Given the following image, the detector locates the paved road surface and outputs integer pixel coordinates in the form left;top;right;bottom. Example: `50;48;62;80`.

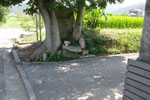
23;54;138;100
0;29;29;100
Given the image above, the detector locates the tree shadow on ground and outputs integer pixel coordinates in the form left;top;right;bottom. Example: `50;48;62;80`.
22;54;137;100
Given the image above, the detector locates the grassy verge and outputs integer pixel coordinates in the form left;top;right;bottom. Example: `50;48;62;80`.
23;28;142;56
83;28;142;55
0;15;35;29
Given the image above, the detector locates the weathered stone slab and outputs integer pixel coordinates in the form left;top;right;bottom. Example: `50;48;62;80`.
127;65;150;79
126;72;150;87
125;78;150;94
62;49;79;58
62;45;82;57
124;90;145;100
128;59;150;71
125;84;150;100
62;45;82;53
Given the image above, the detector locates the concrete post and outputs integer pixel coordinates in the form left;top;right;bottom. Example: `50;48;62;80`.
123;0;150;100
139;0;150;62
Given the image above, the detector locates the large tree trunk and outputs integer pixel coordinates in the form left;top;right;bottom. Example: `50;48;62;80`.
72;7;84;41
30;0;61;60
139;0;150;62
50;11;61;54
56;11;75;40
30;0;84;60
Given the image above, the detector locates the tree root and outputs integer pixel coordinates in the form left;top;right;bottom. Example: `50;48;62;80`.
30;42;47;61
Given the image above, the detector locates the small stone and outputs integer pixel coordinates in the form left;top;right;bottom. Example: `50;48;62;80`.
79;37;85;49
82;50;89;56
43;53;47;61
62;49;79;58
62;45;82;53
57;50;62;55
64;41;70;46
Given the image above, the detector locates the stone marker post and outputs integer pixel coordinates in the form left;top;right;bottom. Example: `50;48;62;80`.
139;0;150;62
123;0;150;100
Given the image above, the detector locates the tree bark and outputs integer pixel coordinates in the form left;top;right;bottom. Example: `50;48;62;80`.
30;0;85;60
72;7;84;41
30;0;61;60
50;11;61;53
139;0;150;62
56;11;75;40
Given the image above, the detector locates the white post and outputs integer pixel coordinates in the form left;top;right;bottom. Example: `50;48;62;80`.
36;13;39;42
39;13;42;42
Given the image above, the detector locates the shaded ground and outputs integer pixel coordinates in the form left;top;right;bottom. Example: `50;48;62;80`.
17;42;41;61
23;53;138;100
0;48;7;100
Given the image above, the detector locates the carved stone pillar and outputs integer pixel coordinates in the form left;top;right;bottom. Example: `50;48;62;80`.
123;0;150;100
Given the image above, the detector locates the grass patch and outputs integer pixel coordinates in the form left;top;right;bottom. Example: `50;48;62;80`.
99;16;143;28
83;28;142;55
83;9;144;28
0;15;35;29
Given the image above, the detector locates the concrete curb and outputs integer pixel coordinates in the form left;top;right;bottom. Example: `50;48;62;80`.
12;49;36;100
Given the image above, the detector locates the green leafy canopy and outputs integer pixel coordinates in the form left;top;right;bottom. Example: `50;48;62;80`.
0;0;124;14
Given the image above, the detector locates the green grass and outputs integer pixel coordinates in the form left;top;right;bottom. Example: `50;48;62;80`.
99;16;144;28
83;9;144;28
83;28;142;55
0;15;35;29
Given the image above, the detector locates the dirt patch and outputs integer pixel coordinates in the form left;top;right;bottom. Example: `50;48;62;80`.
17;42;41;62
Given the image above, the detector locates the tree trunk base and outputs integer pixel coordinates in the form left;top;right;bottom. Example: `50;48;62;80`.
30;42;47;61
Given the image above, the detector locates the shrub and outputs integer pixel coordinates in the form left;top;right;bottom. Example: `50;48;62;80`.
0;5;8;23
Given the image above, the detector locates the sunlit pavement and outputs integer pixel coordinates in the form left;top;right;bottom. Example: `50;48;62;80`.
23;53;138;100
0;29;32;48
0;28;29;100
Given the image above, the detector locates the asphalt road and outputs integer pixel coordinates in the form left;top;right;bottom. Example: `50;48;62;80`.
23;53;138;100
0;29;29;100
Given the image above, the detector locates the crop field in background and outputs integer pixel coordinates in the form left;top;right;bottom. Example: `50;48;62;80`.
99;16;144;28
83;9;144;29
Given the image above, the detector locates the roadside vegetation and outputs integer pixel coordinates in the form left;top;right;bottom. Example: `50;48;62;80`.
0;9;143;61
0;15;35;29
0;5;8;25
83;9;144;28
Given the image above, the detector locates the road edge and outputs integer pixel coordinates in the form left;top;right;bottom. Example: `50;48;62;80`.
12;49;36;100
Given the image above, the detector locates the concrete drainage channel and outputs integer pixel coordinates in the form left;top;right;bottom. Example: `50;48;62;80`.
12;50;36;100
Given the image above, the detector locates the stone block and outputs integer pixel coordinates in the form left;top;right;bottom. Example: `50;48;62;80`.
62;45;82;53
